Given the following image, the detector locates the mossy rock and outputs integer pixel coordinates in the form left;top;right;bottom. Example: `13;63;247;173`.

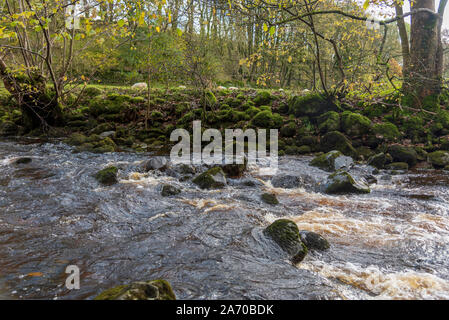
261;193;279;205
221;161;247;178
341;111;372;137
367;153;388;169
387;145;418;167
264;219;308;264
297;145;311;154
323;170;370;194
310;150;353;172
253;91;272;106
0;121;19;136
386;162;409;171
251;110;283;128
317;111;340;134
65;133;88;146
428;151;449;168
280;122;297;137
91;123;115;135
401;116;426;143
95;166;118;185
202;90;217;107
289;93;338;117
356;146;374;160
373;122;401;141
321;131;357;158
192;167;227;189
83;87;103;97
94;279;176;300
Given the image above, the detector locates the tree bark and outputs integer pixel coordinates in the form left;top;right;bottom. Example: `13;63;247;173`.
407;0;441;102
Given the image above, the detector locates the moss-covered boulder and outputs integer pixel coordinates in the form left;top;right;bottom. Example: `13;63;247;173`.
253;91;272;106
280;122;297;137
297;145;311;154
221;161;246;178
317;111;340;134
428;151;449;168
161;184;181;197
373;122;401;141
94;279;176;300
289;93;338;117
341;111;372;137
387;145;418;167
261;193;279;205
367;153;389;169
310;150;353;172
385;162;409;171
264;219;308;264
95;166;118;185
192;167;227;189
251;110;283;128
299;231;330;251
321;131;357;158
65;133;88;146
323;170;370;194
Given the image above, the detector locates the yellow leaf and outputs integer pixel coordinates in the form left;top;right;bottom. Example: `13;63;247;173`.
27;272;43;277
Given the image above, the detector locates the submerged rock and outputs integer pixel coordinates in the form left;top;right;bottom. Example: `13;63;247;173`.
271;175;302;189
299;231;330;251
161;184;181;197
261;193;279;205
264;219;308;264
428;151;449;168
192;167;227;189
14;157;32;165
94;279;176;300
310;150;353;172
323;170;370;194
95;166;118;185
144;157;168;172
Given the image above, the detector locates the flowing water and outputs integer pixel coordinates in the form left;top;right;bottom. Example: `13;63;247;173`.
0;138;449;300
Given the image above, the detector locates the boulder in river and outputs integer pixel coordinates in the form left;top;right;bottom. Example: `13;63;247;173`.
95;166;118;185
144;157;168;172
310;150;353;172
161;184;181;197
264;219;308;264
367;152;390;169
323;170;370;194
94;279;176;300
386;162;409;171
428;151;449;168
299;231;330;251
192;167;227;189
320;131;357;158
271;175;302;189
261;193;279;205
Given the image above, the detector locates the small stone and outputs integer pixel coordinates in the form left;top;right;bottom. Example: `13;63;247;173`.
161;184;181;197
299;231;330;251
261;193;279;205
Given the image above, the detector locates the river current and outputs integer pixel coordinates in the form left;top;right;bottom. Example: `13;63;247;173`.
0;139;448;300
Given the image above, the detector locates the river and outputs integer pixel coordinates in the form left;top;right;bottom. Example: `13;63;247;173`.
0;138;448;300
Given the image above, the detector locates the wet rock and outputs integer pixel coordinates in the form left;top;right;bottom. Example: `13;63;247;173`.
94;279;176;300
428;151;449;168
175;164;196;175
14;157;32;165
261;193;279;205
323;170;370;194
299;231;330;251
321;131;357;158
363;174;378;184
387;145;418;167
264;219;308;264
144;157;168;172
271;175;302;189
192;167;227;189
310;150;353;172
221;161;246;178
386;162;409;171
161;184;181;197
95;166;118;185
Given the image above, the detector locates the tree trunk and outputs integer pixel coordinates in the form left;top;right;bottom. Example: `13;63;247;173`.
406;0;441;103
0;56;63;130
